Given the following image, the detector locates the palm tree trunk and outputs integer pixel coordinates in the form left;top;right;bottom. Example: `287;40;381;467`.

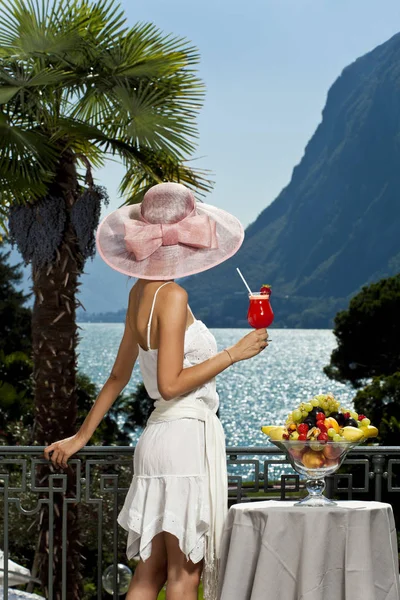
33;152;84;599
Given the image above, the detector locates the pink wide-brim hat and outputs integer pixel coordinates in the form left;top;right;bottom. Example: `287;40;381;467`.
96;182;244;280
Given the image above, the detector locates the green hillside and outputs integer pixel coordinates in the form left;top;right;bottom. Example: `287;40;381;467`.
184;33;400;327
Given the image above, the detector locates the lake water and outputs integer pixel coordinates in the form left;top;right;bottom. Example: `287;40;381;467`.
77;325;355;447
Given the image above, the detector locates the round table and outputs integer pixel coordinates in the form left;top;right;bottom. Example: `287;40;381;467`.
217;500;400;600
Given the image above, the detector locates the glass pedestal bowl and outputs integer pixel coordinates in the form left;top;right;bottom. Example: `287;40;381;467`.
272;439;360;507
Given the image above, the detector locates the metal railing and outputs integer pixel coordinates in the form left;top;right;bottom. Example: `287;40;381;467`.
1;445;399;599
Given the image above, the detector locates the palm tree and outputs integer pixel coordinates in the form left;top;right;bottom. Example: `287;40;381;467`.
0;0;212;595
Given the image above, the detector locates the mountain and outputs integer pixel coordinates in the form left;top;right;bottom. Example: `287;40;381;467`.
182;33;400;327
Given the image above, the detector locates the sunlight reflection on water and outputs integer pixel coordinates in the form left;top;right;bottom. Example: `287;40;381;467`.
77;325;354;453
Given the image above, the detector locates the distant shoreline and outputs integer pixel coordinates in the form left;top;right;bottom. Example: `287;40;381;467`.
77;319;331;330
76;296;339;328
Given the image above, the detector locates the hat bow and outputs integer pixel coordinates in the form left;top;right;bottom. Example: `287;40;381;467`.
124;212;218;261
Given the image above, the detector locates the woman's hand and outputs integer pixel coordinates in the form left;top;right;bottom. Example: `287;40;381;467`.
43;433;87;469
227;328;269;363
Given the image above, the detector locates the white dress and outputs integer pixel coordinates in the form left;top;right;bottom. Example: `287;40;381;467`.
117;282;220;568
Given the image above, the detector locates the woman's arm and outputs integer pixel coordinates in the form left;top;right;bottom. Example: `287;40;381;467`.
76;308;139;444
44;299;139;467
157;285;268;401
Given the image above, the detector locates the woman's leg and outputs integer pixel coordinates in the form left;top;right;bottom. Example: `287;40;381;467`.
125;532;168;600
164;532;203;600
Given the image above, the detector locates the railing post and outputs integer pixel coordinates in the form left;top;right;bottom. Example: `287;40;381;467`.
325;475;334;499
0;473;9;600
372;454;385;501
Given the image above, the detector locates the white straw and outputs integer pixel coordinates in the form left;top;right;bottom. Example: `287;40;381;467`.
236;268;252;295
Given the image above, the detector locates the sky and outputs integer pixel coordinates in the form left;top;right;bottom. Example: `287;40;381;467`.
94;0;400;230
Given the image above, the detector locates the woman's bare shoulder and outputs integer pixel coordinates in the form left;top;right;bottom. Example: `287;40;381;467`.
163;281;188;300
128;280;187;307
158;283;188;318
158;284;188;332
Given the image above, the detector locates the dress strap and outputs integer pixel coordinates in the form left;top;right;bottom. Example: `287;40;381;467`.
147;281;173;350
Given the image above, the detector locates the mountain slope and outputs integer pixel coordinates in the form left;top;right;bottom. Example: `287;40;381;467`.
183;33;400;327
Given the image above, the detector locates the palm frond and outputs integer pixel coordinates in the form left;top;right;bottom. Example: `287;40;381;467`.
76;0;128;42
100;22;199;78
0;113;57;202
122;23;201;68
0;86;21;104
110;83;197;155
0;166;51;206
0;0;83;57
70;18;205;156
119;148;214;203
0;64;73;107
50;116;143;168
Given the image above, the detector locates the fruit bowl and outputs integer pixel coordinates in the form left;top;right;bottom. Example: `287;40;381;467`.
271;439;360;507
261;393;379;506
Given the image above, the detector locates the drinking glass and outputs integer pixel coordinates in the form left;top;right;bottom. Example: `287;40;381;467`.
247;292;274;328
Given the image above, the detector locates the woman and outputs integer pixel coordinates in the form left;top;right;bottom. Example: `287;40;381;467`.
44;182;269;600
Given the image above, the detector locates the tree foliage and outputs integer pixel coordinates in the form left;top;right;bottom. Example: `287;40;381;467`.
324;275;400;387
353;372;400;446
324;274;400;446
0;244;31;354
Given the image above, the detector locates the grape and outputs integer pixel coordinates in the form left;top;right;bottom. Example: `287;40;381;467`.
292;409;302;422
328;428;336;438
333;434;343;442
304;403;313;412
350;412;358;420
311;398;320;407
301;410;308;419
304;417;316;429
361;418;370;427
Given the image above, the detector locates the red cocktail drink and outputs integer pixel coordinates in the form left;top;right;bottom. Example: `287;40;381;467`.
247;287;274;328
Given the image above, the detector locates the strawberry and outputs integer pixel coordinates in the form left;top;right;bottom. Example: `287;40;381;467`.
318;432;329;442
297;423;309;435
298;433;307;441
260;284;272;295
358;414;366;421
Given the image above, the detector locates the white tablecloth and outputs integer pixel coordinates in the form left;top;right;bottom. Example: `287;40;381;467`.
218;501;400;600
